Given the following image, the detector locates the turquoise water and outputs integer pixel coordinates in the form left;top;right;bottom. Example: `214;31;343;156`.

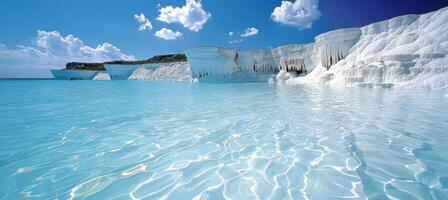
0;80;448;200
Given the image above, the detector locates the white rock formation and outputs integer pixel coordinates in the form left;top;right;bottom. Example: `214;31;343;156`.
184;47;239;79
93;71;111;80
50;6;444;87
271;44;319;74
184;28;363;83
184;47;279;82
285;7;448;89
315;28;362;70
183;7;447;88
237;50;277;73
104;64;141;80
51;69;98;80
128;62;192;81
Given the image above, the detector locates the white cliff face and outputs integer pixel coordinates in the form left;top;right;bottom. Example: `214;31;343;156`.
184;26;364;83
284;7;448;89
128;62;192;81
185;47;278;82
315;28;362;70
184;47;238;79
51;70;98;80
178;7;448;88
271;43;319;75
237;50;278;73
104;64;141;80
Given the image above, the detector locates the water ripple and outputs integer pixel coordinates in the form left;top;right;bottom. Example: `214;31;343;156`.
0;81;447;199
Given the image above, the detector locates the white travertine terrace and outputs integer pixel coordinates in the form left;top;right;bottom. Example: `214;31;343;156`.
292;7;448;89
184;47;238;79
51;70;99;80
128;62;191;81
271;43;318;74
186;7;448;89
104;64;141;80
237;50;277;73
315;28;362;70
185;27;363;82
51;7;448;89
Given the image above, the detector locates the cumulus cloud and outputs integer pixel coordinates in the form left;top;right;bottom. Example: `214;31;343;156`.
155;28;183;40
134;13;153;31
32;31;134;61
0;30;134;76
229;31;234;36
271;0;321;29
241;27;259;38
157;0;211;32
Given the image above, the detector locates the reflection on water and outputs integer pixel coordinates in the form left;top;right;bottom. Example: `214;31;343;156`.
0;81;447;199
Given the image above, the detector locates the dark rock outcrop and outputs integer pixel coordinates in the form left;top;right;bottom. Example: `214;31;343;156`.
66;62;105;71
65;54;187;71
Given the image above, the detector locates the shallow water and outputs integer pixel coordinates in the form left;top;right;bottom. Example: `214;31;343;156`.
0;80;447;200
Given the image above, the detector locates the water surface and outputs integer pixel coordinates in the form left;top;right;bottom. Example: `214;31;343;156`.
0;81;447;199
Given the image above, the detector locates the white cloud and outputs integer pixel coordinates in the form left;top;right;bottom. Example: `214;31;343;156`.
271;0;321;29
33;31;134;61
0;30;134;71
229;39;243;44
155;28;183;40
228;27;259;44
241;27;259;38
134;13;153;31
157;0;211;32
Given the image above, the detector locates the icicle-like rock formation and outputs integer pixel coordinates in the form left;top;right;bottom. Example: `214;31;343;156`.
184;47;238;79
128;62;192;81
185;47;278;82
315;28;362;70
184;7;448;88
237;50;278;73
185;29;362;82
284;6;448;89
271;44;319;75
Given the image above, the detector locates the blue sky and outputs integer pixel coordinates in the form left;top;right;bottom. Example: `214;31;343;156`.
0;0;447;78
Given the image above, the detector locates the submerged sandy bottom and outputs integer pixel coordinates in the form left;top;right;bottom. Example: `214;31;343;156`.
0;81;447;199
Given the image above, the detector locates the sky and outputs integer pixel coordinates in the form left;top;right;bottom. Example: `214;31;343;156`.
0;0;447;78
